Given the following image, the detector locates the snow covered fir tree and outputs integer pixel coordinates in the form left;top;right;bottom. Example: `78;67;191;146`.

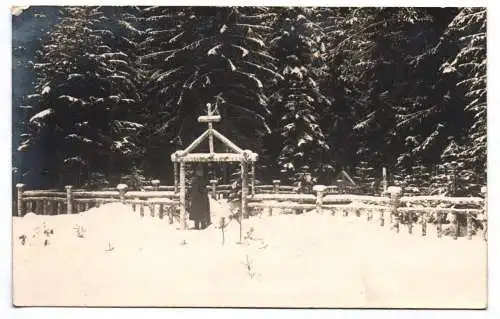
13;6;486;193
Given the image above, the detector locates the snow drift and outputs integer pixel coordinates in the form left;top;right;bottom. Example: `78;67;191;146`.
12;201;487;308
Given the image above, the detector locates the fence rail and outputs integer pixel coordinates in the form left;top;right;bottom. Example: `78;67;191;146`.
15;183;180;220
15;181;487;240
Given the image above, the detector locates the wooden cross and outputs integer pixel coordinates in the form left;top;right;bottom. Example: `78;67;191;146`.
207;102;214;116
197;103;221;153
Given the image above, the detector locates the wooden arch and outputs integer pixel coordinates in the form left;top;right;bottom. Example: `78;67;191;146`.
170;103;259;233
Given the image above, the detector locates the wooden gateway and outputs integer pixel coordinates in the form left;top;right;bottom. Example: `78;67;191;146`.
170;103;259;236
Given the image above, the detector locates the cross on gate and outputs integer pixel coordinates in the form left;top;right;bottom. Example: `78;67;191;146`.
198;103;221;153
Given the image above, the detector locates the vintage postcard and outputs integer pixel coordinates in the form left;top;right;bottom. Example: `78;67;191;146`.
11;5;488;309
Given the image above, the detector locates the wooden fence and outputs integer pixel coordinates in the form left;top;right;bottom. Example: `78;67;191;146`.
15;180;487;240
15;183;180;223
245;185;487;240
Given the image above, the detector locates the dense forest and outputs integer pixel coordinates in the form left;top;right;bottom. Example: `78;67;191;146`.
12;6;487;195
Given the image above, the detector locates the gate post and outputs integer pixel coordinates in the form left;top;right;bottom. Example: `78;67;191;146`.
179;161;187;230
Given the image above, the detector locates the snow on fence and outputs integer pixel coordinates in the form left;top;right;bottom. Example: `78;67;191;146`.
244;184;488;241
15;180;487;240
15;183;180;223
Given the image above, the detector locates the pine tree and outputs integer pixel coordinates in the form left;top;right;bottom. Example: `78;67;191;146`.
13;7;60;189
18;6;144;188
394;8;468;176
352;8;435;169
138;7;277;147
316;8;433;178
402;8;486;194
315;7;375;175
133;6;280;182
265;8;331;183
352;161;376;194
442;8;486;179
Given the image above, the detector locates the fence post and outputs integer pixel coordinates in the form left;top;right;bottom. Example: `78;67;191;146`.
44;200;49;215
151;180;160;217
152;179;160;191
408;212;414;234
174;161;179;194
273;180;280;194
117;184;128;204
382;167;388;194
451;212;459;240
251;162;256;196
241;161;249;220
168;206;174;224
379;208;385;227
16;183;25;217
466;210;473;240
158;204;164;219
35;199;43;215
437;211;443;238
65;185;73;215
379;173;388;227
481;186;487;241
388;186;402;233
421;212;427;237
210;179;218;199
313;185;326;214
27;201;33;215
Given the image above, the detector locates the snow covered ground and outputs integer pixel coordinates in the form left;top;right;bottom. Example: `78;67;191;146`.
12;200;487;308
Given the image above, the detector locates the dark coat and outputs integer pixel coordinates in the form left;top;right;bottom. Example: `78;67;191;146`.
188;175;210;223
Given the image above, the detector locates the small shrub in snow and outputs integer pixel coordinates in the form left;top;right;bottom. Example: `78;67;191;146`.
19;234;27;246
219;217;227;245
74;225;86;238
120;166;147;190
105;242;114;252
43;228;54;237
243;254;257;279
244;227;255;241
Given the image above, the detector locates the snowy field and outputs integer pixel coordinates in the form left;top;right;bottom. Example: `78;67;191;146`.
12;200;487;308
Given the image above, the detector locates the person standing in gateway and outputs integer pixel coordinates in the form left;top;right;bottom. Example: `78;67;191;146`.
188;164;211;229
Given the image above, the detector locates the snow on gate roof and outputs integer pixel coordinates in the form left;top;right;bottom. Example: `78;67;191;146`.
170;103;258;163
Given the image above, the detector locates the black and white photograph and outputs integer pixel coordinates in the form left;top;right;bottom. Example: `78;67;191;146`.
10;4;489;309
